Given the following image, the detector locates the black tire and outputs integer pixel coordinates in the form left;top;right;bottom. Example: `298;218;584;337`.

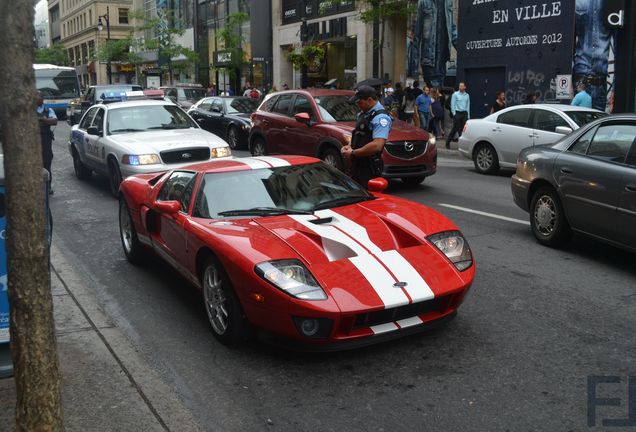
401;176;425;186
530;186;572;247
72;148;92;180
250;135;268;156
320;146;344;171
200;256;251;344
473;143;499;174
227;125;240;150
108;159;122;198
119;198;144;264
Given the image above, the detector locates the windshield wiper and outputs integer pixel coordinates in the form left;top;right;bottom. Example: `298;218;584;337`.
111;128;144;133
217;207;314;217
312;195;374;211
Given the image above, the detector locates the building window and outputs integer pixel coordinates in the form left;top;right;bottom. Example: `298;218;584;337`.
119;8;129;24
89;9;92;26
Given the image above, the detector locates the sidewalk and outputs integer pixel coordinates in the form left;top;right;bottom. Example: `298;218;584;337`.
0;244;201;432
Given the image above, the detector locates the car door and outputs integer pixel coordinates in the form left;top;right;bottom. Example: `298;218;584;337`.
72;107;98;166
189;98;213;131
152;171;198;272
494;108;535;165
614;125;636;248
83;107;106;172
555;122;631;241
264;94;295;153
532;109;572;146
208;98;227;137
279;94;321;156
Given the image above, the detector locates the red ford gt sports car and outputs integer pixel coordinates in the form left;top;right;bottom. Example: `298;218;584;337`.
118;156;475;350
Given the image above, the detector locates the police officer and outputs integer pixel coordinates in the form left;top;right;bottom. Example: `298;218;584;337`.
36;92;57;194
341;85;392;187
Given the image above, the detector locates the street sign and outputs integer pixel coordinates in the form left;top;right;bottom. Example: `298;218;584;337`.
556;74;572;100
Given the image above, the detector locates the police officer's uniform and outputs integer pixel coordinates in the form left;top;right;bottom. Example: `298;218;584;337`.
350;100;392;187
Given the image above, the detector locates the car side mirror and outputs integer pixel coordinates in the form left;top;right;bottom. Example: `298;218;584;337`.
555;126;573;135
367;177;388;192
154;200;181;214
212;106;222;113
86;126;101;136
295;112;311;125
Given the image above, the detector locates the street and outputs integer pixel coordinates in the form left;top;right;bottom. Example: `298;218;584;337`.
48;122;636;431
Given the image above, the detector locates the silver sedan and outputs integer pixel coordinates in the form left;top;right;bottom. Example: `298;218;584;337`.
458;104;606;174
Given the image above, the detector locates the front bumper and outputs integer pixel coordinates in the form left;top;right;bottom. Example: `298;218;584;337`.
511;174;531;212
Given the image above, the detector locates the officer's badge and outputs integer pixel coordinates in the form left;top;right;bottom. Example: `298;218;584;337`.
379;118;389;127
360;123;365;130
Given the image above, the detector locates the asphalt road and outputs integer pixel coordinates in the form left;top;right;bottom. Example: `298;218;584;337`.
49;122;636;431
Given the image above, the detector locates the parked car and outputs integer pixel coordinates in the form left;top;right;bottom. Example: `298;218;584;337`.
458;104;606;174
511;114;636;251
67;84;143;125
118;156;475;349
188;96;258;150
249;89;437;186
68;98;231;197
160;84;207;109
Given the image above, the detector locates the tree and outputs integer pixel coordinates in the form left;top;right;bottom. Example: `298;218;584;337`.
34;43;70;66
216;12;249;89
0;1;64;431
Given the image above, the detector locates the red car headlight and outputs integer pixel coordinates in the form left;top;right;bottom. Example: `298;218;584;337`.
427;231;473;271
255;259;327;300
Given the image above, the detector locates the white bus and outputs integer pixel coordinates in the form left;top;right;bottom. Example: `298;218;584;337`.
33;64;81;120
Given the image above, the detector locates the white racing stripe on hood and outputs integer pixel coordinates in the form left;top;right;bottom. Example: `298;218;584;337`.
236;158;270;169
251;156;291;167
350;254;410;308
376;250;434;302
396;316;423;328
314;209;382;254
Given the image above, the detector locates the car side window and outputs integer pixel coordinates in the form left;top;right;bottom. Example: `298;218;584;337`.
291;96;315;121
569;127;597;154
157;171;197;212
533;109;569;133
260;95;278;112
497;109;532;127
586;124;636;164
211;99;224;113
91;108;105;133
198;99;213;111
79;107;98;130
271;95;294;116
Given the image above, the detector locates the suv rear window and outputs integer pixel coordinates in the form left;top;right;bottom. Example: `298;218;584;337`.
259;95;278;112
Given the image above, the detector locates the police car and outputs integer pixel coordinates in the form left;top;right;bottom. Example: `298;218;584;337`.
68;91;231;197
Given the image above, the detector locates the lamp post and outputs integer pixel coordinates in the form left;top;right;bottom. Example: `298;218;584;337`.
97;6;112;84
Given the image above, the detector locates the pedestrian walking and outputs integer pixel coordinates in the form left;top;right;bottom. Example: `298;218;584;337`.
341;85;393;187
522;91;538;104
490;90;507;113
571;82;593;108
36;92;57;194
430;88;445;138
416;86;432;132
403;83;417;124
393;82;406;121
447;82;470;147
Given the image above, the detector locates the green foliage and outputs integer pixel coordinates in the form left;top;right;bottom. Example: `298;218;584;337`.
96;36;142;64
358;0;415;23
287;44;326;69
217;11;249;79
34;43;69;66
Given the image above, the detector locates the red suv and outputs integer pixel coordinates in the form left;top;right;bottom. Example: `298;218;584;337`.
249;89;437;185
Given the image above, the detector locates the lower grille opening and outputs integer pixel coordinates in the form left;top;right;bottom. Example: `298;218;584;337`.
353;296;448;329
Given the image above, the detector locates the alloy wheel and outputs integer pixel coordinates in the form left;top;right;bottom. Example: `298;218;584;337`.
534;195;556;236
227;127;239;149
476;147;494;172
203;264;228;335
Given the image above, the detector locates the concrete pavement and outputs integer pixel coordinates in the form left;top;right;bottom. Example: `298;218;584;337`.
0;243;201;432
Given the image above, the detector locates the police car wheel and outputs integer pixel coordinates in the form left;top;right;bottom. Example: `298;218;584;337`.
321;147;343;171
108;160;123;198
72;148;91;180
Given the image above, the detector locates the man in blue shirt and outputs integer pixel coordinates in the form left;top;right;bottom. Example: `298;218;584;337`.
415;87;432;132
571;83;593;108
342;85;392;187
448;82;470;147
36;92;57;193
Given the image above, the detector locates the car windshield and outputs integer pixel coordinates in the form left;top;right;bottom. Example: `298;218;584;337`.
193;162;373;218
178;88;207;101
35;70;79;99
564;110;608;127
108;105;198;134
225;97;259;114
314;96;359;122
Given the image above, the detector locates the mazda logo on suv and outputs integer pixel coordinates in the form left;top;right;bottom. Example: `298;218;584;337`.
404;142;414;152
182;152;192;159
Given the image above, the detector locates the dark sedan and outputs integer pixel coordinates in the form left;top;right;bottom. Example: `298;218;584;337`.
511;114;636;252
188;96;258;150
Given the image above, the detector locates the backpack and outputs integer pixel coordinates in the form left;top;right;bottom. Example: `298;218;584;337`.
249;89;259;99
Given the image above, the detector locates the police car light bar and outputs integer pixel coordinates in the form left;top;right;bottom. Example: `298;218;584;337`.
100;90;150;104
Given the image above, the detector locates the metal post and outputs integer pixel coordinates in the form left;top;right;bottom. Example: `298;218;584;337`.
300;18;308;89
98;7;112;84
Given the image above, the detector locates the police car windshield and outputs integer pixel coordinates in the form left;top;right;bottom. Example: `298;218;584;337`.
108;105;198;134
314;96;359;122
